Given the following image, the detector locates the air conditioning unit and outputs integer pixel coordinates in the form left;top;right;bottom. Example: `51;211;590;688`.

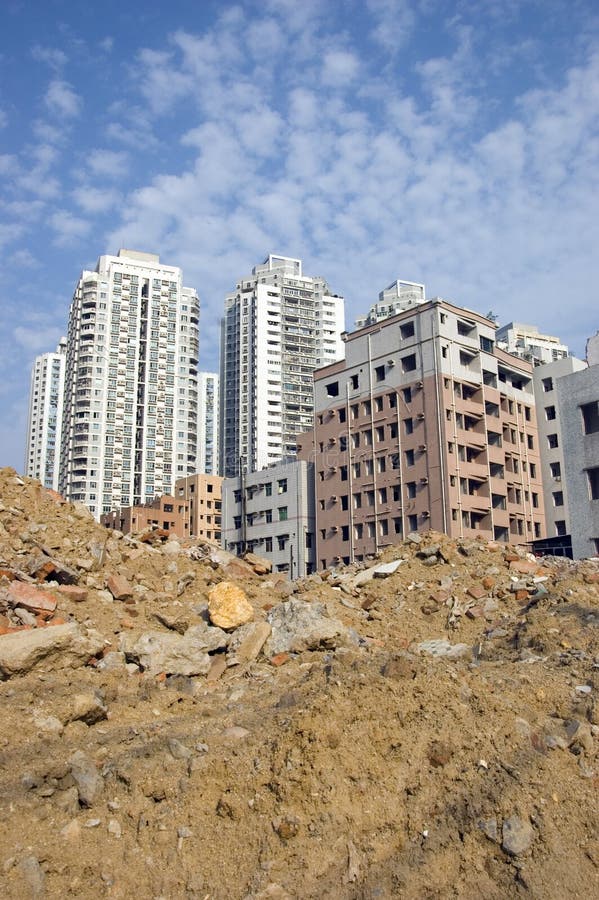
331;495;338;502
417;380;424;388
387;359;395;367
422;510;430;518
418;444;427;452
420;476;429;484
417;412;425;420
329;465;337;472
329;437;337;445
331;525;339;533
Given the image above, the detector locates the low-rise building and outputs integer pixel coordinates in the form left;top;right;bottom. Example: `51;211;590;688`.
101;494;189;538
298;298;546;569
175;474;222;543
222;460;315;578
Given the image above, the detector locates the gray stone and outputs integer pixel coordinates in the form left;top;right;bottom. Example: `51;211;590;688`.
372;560;404;578
417;639;471;659
119;622;229;677
407;532;422;544
69;750;102;808
502;815;534;856
0;624;105;678
19;856;45;898
478;817;498;842
265;598;349;656
227;621;272;666
66;692;108;726
167;738;192;760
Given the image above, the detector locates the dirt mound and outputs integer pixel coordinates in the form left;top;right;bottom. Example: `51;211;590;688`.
0;468;597;898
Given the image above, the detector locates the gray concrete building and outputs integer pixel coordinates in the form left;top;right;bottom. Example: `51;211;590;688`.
556;354;599;559
532;356;587;540
222;459;315;577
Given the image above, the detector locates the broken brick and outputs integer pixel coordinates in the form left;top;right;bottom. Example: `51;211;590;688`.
7;581;57;615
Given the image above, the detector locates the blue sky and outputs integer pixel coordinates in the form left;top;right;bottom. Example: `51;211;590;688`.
1;0;598;470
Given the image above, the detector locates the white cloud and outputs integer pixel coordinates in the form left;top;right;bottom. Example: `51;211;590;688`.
50;210;91;246
86;149;129;179
366;0;416;52
31;45;67;69
45;78;82;118
322;50;360;87
72;185;120;213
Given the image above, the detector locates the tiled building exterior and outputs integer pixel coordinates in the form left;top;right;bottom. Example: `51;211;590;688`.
175;473;222;543
101;494;189;538
220;255;344;477
59;250;199;519
222;460;315;578
25;338;67;491
298;299;546;569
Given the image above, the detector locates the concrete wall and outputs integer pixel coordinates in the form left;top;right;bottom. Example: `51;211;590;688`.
557;364;599;559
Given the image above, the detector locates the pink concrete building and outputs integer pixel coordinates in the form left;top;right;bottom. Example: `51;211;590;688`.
298;299;546;569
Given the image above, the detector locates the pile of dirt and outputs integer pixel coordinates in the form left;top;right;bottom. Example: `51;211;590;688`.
0;467;597;899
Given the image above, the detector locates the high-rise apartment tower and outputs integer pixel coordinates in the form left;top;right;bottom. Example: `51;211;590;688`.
59;249;200;518
197;372;220;475
24;338;67;491
220;255;345;477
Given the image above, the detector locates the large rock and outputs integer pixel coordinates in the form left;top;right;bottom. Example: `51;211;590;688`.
265;599;349;656
208;581;254;630
120;622;229;676
0;623;105;678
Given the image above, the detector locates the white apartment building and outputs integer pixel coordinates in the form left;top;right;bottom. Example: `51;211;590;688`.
24;338;67;491
220;254;345;477
59;249;200;519
496;322;569;365
197;372;219;475
354;279;426;328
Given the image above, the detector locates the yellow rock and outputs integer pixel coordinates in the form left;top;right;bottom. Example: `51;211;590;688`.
208;581;254;630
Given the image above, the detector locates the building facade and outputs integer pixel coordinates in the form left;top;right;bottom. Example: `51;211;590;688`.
59;249;200;519
496;322;569;365
556;351;599;559
354;279;426;328
298;299;546;569
197;372;219;475
532;356;587;540
24;338;67;491
220;255;345;477
101;494;190;538
222;460;315;578
175;473;222;543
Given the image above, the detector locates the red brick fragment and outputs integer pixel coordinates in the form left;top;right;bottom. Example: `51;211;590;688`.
271;652;290;667
7;581;57;615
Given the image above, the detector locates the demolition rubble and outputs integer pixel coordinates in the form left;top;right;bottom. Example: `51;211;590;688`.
0;468;597;898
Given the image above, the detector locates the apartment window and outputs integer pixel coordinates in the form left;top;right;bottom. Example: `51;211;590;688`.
394;517;402;534
277;535;288;550
375;365;385;382
376;425;385;442
351;404;359;419
530;463;537;478
265;509;273;523
340;465;348;481
550;461;561;478
548;434;559;449
379;519;389;536
350;374;359;390
279;506;288;521
352;462;361;478
265;482;272;496
265;537;273;552
326;381;339;397
545;405;556;421
393;485;401;502
401;353;417;373
402;387;412;404
339;407;347;423
341;495;349;511
555;520;566;537
581;401;599;434
524;407;531;421
542;377;553;392
408;514;418;531
388;392;397;409
341;525;349;542
552;491;564;507
588;467;599;500
407;481;416;499
405;448;415;466
378;487;388;504
277;478;287;494
377;456;386;474
404;418;413;435
353;492;362;509
354;523;363;539
400;321;415;339
366;490;375;506
375;396;383;412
